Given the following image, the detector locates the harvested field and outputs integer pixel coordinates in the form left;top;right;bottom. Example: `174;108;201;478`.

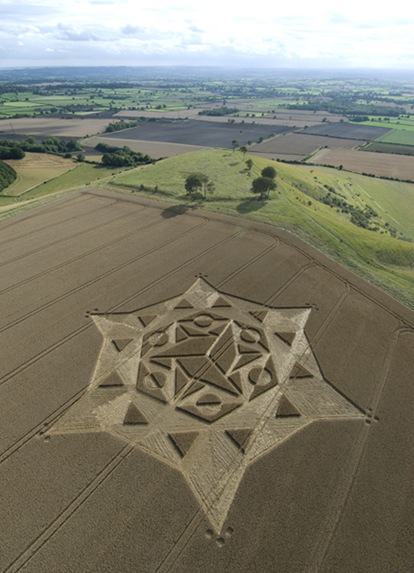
115;109;346;130
265;109;346;121
115;111;319;129
307;148;414;180
232;104;346;122
100;120;291;148
298;122;391;140
84;135;204;158
0;117;111;138
0;189;413;572
250;133;360;159
114;109;205;120
3;152;76;196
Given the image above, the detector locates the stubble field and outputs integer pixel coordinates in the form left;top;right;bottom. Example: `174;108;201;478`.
308;147;414;180
3;153;77;196
0;117;111;137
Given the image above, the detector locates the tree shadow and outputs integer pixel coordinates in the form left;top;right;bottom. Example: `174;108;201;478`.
161;200;208;217
161;203;199;218
236;197;267;214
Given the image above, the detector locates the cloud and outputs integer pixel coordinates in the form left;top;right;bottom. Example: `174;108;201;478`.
0;1;62;24
121;24;144;36
0;0;413;68
55;23;100;42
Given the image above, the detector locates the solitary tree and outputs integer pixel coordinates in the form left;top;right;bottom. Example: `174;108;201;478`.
239;145;247;157
261;165;276;179
251;176;276;200
185;173;204;197
184;172;213;199
245;158;253;172
231;139;239;152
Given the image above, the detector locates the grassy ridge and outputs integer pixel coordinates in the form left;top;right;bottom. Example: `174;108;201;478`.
20;163;125;199
111;148;414;307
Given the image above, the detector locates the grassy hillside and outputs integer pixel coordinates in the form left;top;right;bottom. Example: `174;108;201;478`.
111;148;414;307
0;161;125;210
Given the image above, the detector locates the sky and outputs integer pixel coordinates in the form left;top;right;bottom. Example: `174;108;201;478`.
1;0;414;69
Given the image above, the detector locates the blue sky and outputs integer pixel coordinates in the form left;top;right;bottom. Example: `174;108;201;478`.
1;0;413;68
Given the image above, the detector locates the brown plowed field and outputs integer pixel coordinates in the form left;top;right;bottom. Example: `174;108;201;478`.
298;122;390;140
100;120;290;148
308;148;414;180
0;190;413;573
250;133;361;159
0;117;111;137
84;135;204;158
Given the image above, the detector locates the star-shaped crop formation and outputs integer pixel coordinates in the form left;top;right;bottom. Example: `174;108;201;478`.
49;279;364;533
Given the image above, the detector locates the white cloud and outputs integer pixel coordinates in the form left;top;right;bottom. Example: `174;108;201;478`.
0;0;413;68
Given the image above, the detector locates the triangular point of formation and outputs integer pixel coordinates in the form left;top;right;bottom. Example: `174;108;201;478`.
276;395;301;417
168;431;199;457
112;338;133;352
123;403;149;425
225;428;253;452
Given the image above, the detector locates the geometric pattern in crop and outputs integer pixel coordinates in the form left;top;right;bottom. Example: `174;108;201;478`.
49;279;364;533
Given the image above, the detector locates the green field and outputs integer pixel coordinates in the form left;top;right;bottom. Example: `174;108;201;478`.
110;148;414;307
0;87;197;118
376;129;414;146
359;118;414;131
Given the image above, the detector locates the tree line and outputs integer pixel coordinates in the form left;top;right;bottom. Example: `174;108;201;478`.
0;160;17;192
95;142;154;167
0;137;82;160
